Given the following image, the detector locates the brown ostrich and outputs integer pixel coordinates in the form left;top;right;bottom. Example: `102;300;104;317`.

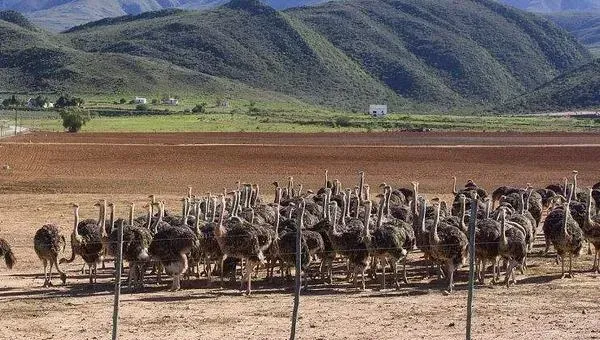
34;224;67;287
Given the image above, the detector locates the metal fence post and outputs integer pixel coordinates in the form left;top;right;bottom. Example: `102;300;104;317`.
466;199;478;340
290;201;303;340
112;222;124;340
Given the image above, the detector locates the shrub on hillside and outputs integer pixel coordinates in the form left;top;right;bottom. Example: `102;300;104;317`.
192;103;207;113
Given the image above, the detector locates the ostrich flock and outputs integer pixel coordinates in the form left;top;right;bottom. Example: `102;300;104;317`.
1;170;600;295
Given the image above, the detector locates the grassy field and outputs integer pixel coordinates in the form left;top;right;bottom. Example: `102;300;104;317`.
5;108;600;133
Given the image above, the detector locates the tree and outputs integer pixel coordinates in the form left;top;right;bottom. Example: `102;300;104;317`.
2;95;22;108
192;102;207;113
119;98;127;104
55;95;84;108
60;109;90;133
136;104;149;111
151;99;159;105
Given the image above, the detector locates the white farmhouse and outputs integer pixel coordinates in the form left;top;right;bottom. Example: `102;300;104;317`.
134;97;147;104
368;104;388;117
162;98;179;106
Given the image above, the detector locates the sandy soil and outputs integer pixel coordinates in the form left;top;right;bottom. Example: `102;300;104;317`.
0;132;599;340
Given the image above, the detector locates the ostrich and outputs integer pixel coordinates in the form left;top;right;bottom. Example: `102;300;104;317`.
109;203;153;289
428;201;468;293
492;186;520;209
273;199;312;287
583;187;600;273
60;203;104;284
327;200;371;290
497;208;527;287
148;218;198;291
543;193;583;279
198;197;224;285
370;196;408;290
213;196;265;295
0;238;16;269
34;224;67;287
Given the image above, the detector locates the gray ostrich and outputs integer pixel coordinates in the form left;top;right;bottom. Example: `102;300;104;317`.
34;224;67;287
497;208;527;287
327;200;371;290
370;196;408;290
543;192;584;279
583;187;600;273
428;201;468;293
148;216;198;291
60;203;104;284
213;196;265;295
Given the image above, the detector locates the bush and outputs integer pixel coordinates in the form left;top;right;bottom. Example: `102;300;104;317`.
151;99;158;105
60;109;91;133
192;102;207;113
136;104;149;111
335;116;352;127
119;98;127;104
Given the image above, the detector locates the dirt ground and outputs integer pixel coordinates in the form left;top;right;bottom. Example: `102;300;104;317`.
0;132;599;340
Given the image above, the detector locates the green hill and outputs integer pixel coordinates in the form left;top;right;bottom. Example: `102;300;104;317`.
0;0;593;110
500;59;600;112
290;0;591;105
546;11;600;56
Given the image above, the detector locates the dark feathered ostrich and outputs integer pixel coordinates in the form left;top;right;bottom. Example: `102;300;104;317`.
34;224;67;287
60;203;104;284
109;203;153;289
428;201;468;293
148;219;198;291
543;192;583;279
327;200;371;290
497;208;527;287
0;237;16;270
583;187;600;273
370;196;408;290
213;196;265;295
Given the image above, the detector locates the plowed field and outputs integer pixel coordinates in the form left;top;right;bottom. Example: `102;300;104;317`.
0;132;599;340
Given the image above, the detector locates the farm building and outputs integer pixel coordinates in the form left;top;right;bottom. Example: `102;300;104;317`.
134;97;147;104
162;98;179;106
368;104;388;117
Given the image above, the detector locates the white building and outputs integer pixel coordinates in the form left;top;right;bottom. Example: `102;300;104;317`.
368;104;388;117
26;98;54;109
134;97;147;104
162;98;179;106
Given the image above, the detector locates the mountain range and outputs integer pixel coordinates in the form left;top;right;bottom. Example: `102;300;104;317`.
2;0;600;32
0;0;597;112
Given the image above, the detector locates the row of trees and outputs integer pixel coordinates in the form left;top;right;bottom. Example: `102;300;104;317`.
1;94;84;109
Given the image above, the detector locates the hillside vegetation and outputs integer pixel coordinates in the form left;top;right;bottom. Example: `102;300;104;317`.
497;0;600;13
501;59;600;112
546;12;600;56
0;0;593;111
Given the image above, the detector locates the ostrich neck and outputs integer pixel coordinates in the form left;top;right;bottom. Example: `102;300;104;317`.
385;187;391;217
430;206;440;245
73;208;80;238
453;177;458;195
587;190;594;228
275;205;280;241
331;206;341;236
460;199;467;233
563;206;570;238
129;205;134;226
420;202;427;234
377;200;384;228
358;174;364;205
500;212;508;248
412;183;419;216
110;206;115;233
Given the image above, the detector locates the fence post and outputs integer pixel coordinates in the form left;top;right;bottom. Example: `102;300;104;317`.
290;201;303;340
465;199;478;340
112;222;124;340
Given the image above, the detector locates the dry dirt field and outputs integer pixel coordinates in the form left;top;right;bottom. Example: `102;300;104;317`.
0;131;599;340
